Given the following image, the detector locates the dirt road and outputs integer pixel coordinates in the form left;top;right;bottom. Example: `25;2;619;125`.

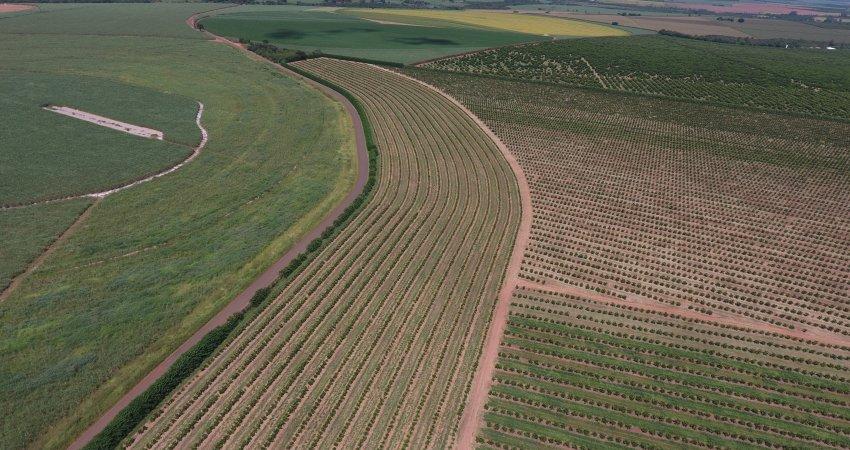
516;279;849;347
67;15;369;450
389;73;534;450
0;3;34;13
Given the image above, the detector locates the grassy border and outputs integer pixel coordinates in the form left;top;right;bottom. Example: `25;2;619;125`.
317;53;405;68
82;313;244;450
81;57;380;450
243;40;405;68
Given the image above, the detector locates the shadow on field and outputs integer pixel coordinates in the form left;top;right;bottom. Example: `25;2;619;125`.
323;27;378;34
392;36;458;45
269;29;306;39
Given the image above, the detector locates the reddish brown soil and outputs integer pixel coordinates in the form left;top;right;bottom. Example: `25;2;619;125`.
392;75;536;450
0;3;34;13
516;279;849;347
67;13;369;450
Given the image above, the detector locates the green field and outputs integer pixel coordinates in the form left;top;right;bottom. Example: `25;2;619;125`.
0;3;205;38
1;72;200;205
0;199;92;292
0;4;356;449
199;6;549;63
424;34;850;120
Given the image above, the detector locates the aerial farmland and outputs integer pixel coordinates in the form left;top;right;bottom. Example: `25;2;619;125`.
1;1;848;449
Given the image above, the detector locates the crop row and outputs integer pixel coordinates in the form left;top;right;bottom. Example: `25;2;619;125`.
399;68;850;449
408;70;850;341
125;59;521;449
479;289;850;448
422;35;850;120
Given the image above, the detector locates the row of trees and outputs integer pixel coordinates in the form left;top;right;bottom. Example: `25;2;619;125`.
659;29;847;49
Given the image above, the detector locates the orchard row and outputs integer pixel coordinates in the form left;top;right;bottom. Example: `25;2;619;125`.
126;60;521;449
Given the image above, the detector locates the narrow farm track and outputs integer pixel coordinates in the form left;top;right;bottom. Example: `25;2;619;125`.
127;59;521;449
516;279;850;347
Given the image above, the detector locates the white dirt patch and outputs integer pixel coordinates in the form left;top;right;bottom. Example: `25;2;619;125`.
89;102;207;198
44;106;164;140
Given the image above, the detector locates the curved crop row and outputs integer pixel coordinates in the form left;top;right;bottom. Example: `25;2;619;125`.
126;59;521;449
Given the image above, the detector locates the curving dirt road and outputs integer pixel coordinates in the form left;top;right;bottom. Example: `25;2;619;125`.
371;65;534;450
402;75;533;450
67;15;369;450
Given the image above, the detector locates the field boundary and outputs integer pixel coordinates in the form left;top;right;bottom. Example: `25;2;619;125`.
68;19;373;450
378;66;534;449
0;199;98;302
2;102;207;210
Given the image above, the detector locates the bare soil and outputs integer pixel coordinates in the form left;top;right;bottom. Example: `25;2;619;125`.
45;106;164;140
0;3;34;13
668;1;830;16
552;13;751;37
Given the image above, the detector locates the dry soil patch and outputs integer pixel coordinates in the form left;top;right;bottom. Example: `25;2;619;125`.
0;3;34;13
45;106;164;140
